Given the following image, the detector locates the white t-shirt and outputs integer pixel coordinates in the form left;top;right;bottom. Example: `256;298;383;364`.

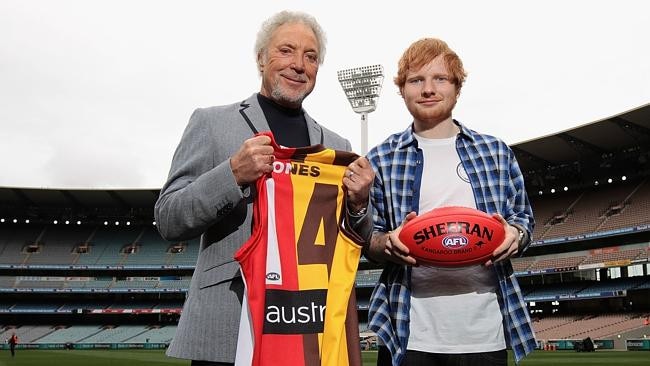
408;134;506;353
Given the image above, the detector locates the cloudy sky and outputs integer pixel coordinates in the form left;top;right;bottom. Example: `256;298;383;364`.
1;1;649;189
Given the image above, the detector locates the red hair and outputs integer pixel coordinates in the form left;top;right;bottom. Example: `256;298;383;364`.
394;38;467;94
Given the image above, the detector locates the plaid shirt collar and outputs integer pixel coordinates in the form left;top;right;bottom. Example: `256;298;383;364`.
394;120;477;150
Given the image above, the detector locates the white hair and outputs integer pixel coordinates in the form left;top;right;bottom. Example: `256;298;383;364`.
254;10;327;73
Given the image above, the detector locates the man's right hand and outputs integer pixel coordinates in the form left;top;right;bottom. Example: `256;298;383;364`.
230;135;275;185
370;211;419;266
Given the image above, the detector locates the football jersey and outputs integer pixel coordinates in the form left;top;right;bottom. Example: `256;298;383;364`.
234;132;364;366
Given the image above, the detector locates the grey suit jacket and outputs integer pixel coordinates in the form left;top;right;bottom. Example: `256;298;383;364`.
155;94;372;363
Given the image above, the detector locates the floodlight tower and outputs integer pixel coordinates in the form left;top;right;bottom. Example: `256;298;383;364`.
337;65;384;154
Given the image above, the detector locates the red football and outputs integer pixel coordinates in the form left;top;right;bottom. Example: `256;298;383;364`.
398;206;506;267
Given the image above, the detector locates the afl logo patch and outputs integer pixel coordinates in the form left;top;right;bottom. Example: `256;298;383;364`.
266;272;281;281
442;235;468;249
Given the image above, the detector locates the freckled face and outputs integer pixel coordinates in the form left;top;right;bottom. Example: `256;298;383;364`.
401;56;459;128
259;22;320;108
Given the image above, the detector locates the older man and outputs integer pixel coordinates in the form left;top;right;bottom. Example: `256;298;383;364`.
156;10;373;366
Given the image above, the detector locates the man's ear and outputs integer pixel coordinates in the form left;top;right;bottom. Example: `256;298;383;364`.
257;53;265;73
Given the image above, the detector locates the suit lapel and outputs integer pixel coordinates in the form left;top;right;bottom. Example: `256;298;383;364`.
239;94;271;135
305;113;324;145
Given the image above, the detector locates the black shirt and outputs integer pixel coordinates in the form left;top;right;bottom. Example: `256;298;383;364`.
257;93;311;148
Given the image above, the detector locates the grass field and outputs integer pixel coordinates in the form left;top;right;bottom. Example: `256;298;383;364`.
1;349;648;365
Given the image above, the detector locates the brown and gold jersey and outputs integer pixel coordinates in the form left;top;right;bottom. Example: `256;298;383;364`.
235;132;363;366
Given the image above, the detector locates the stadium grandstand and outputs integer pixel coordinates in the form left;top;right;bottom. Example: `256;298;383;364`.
1;104;649;354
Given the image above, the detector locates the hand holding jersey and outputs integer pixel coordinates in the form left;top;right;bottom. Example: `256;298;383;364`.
232;133;374;215
342;157;374;214
230;135;276;186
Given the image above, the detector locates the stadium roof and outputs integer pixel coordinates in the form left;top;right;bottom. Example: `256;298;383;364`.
1;103;649;214
0;188;159;209
513;103;650;191
0;188;159;224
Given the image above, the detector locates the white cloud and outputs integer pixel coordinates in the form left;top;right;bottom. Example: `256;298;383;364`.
1;0;649;188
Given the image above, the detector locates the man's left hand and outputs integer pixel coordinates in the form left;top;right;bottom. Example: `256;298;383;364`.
485;213;520;266
343;157;374;214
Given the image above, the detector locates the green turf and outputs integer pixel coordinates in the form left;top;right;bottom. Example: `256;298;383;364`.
365;350;650;366
514;350;650;365
0;349;188;366
1;349;649;366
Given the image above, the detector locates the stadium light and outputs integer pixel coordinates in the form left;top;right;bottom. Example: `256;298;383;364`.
337;65;384;154
53;220;58;224
65;220;70;225
622;175;627;181
0;218;4;223
77;220;81;225
13;219;17;223
25;219;30;224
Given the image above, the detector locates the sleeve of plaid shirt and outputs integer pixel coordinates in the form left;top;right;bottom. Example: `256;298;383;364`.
505;147;535;251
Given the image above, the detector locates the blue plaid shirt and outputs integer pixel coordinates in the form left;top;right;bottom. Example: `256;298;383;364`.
367;121;537;365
